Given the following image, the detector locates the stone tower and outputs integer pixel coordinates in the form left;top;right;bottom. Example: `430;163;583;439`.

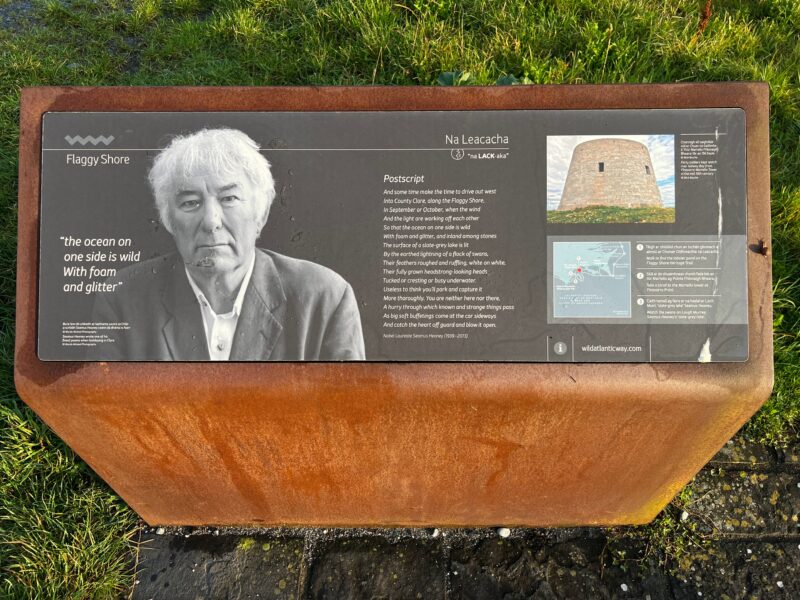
557;138;662;211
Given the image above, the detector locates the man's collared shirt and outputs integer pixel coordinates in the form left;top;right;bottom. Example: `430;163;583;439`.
184;254;256;360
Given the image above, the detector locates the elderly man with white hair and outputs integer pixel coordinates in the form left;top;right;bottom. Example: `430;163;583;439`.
91;128;365;361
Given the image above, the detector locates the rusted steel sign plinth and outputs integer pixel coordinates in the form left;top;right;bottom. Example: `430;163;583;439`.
15;84;772;526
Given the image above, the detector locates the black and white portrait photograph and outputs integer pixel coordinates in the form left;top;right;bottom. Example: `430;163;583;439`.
89;128;365;361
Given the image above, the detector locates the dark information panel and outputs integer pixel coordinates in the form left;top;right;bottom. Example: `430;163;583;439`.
38;109;747;362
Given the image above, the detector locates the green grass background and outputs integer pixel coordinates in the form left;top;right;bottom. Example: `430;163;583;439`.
0;0;798;596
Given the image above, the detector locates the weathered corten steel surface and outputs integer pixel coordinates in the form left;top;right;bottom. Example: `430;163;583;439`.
15;84;773;526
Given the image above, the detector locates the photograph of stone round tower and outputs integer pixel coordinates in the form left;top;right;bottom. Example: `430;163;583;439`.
547;135;675;223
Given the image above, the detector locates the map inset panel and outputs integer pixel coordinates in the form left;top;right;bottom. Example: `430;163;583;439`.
552;241;631;319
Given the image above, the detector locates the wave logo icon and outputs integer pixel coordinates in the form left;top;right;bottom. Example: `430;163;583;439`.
64;135;115;146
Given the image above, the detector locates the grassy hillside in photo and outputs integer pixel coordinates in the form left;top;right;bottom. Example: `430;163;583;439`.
548;206;676;224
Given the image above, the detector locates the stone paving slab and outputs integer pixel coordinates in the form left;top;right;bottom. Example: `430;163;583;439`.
689;468;800;534
133;533;304;599
665;541;800;599
131;436;800;599
131;529;800;599
309;537;445;599
710;438;782;469
449;534;800;599
450;533;611;599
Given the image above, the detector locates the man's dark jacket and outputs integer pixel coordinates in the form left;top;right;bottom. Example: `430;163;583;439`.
90;249;365;361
